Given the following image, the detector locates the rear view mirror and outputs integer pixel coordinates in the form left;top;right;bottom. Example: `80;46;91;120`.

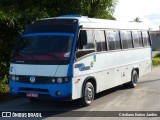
78;30;87;49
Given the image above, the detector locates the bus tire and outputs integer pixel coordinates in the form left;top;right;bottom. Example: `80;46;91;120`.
129;70;138;88
80;82;94;106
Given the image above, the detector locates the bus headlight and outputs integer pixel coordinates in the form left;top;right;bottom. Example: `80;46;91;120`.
52;78;56;83
15;76;19;81
10;75;19;81
51;77;70;84
64;78;69;82
11;75;16;81
57;78;63;84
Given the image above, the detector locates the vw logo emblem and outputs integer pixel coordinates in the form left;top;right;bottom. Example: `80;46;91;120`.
30;77;36;83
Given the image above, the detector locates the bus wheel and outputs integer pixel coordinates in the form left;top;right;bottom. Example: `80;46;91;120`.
81;82;94;106
129;70;138;88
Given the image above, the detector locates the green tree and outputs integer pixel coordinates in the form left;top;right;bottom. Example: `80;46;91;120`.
0;0;117;19
133;17;142;22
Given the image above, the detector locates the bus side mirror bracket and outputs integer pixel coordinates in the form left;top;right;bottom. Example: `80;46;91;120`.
78;30;87;49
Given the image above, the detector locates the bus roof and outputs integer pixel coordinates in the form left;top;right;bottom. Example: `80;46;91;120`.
39;15;150;30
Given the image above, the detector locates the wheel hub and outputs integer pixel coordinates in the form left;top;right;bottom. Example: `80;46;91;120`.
133;74;138;84
85;87;93;101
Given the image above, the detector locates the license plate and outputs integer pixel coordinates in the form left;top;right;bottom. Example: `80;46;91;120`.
26;93;38;98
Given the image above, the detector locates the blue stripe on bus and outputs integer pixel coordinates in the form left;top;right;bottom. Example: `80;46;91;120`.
22;33;74;37
67;25;80;77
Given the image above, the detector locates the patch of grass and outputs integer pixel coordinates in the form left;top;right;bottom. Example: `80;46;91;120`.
0;75;9;93
152;57;160;66
0;76;15;102
0;83;11;102
0;85;14;102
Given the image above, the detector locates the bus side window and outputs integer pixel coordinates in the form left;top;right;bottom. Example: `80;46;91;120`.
138;31;143;47
114;31;121;50
75;30;95;59
106;30;121;50
94;30;106;52
142;31;150;46
120;31;132;49
132;31;143;48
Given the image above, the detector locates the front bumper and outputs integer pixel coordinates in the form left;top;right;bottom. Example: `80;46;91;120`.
9;80;72;101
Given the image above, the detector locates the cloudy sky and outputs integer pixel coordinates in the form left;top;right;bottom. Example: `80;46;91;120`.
114;0;160;30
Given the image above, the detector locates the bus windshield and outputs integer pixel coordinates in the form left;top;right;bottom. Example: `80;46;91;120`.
12;34;74;65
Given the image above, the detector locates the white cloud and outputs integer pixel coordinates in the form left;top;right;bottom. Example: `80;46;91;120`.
114;0;160;30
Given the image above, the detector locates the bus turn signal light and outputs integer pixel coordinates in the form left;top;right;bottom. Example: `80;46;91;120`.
75;79;81;84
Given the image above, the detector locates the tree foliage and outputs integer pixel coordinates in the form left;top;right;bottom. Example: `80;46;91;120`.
0;0;117;81
133;17;142;23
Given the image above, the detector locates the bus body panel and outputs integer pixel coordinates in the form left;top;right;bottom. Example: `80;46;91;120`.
9;64;69;77
72;47;152;100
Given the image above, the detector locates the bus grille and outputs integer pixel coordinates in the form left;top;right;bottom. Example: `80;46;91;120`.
18;76;52;84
